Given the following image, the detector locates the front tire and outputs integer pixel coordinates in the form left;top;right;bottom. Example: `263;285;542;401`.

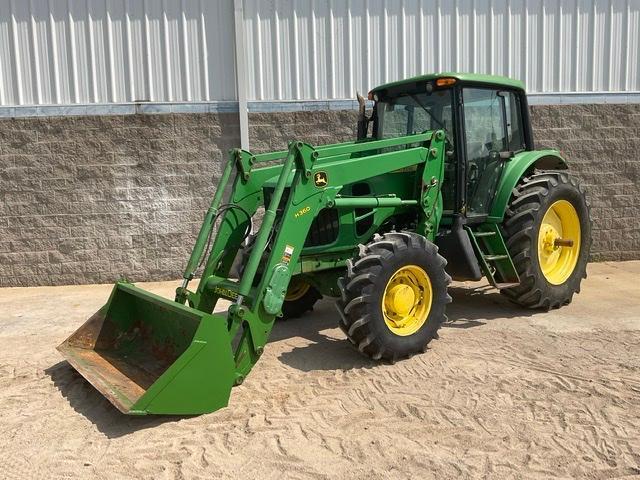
336;232;451;361
282;278;322;319
502;170;591;309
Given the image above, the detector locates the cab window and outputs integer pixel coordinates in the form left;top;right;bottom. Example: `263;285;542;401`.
505;92;526;152
463;88;521;215
376;90;453;139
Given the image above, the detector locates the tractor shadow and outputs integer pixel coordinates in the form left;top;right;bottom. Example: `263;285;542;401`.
275;284;539;372
45;361;188;438
443;284;538;329
270;303;378;372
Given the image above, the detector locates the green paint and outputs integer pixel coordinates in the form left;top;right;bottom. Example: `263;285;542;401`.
58;73;570;416
487;149;567;221
465;224;520;288
371;72;526;93
262;264;291;315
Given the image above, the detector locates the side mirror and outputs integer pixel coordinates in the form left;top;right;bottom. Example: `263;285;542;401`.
356;119;369;140
356;92;369;140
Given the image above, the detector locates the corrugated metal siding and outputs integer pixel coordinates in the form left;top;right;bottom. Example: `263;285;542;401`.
0;0;639;107
242;0;640;100
0;0;236;106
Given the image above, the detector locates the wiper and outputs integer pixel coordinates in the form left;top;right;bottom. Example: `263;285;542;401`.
407;94;451;142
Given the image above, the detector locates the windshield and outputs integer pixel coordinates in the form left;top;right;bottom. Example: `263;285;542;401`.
376;90;454;139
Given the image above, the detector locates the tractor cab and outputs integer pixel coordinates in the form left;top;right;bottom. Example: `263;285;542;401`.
358;73;538;284
364;73;534;220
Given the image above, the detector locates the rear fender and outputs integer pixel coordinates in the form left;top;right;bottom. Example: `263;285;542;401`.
488;150;568;221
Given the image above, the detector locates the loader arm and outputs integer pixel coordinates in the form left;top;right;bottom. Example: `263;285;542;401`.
186;130;447;383
58;130;447;415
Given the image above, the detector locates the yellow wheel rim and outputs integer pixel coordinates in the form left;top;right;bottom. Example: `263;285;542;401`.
537;200;581;285
285;279;311;301
382;265;432;336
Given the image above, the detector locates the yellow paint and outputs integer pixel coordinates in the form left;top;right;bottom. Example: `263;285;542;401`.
213;286;239;300
382;265;432;336
294;206;311;218
537;200;581;285
314;171;328;187
285;279;311;301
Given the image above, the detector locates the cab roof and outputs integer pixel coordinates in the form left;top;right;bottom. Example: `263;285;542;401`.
371;72;525;93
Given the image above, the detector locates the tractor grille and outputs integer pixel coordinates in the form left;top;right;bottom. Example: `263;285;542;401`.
305;208;340;247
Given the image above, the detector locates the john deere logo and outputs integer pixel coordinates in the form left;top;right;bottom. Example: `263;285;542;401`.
314;171;328;188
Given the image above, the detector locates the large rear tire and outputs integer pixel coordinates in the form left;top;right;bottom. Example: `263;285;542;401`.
502;170;591;309
336;232;451;361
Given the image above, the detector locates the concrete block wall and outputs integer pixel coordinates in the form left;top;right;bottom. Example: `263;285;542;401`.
0;104;638;287
0;113;239;287
529;104;640;261
248;111;359;152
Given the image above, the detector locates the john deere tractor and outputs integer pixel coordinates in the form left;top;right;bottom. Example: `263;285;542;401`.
58;73;590;415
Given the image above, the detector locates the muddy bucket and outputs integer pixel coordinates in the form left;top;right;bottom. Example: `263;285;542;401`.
57;282;236;415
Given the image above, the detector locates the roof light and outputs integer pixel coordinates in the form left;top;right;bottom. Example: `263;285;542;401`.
435;77;457;87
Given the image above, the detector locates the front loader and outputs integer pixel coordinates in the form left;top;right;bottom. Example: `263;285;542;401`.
58;73;591;415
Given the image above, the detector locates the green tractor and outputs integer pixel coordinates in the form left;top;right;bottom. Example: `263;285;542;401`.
58;73;590;415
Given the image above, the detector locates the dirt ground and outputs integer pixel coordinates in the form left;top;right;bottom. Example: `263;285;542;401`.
0;261;639;479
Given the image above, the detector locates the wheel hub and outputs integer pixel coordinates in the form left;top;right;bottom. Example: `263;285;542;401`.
537;200;581;285
385;284;415;317
382;265;433;336
541;228;559;254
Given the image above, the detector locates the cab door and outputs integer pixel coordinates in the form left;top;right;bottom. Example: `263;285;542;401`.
462;88;526;217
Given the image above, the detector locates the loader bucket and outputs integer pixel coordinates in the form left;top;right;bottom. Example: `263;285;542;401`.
57;282;236;415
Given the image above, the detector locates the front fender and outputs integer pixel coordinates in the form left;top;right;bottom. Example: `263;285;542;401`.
488;149;568;221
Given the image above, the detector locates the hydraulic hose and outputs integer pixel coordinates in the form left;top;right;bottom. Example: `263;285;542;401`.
236;143;298;300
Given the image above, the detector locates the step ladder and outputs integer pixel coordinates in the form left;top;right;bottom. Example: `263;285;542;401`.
464;224;520;289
